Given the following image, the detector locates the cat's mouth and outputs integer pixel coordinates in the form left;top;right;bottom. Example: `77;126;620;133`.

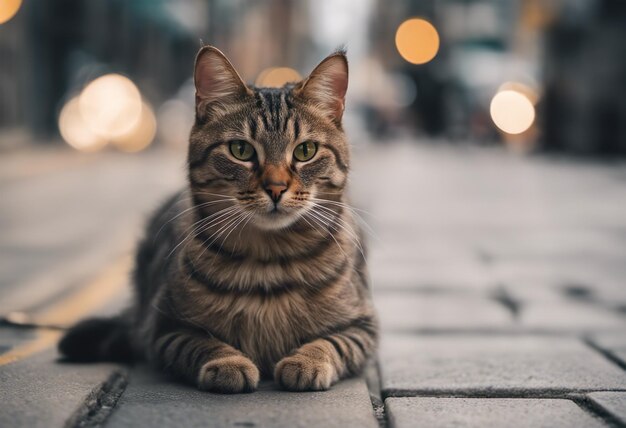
263;206;291;218
251;204;304;230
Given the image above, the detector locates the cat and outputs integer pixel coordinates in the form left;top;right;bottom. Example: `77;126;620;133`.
59;46;378;394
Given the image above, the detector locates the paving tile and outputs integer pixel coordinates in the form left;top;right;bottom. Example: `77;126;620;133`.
379;334;626;394
519;301;626;332
492;260;626;306
0;348;121;428
374;292;512;332
610;350;626;367
385;397;607;428
588;332;626;367
473;233;626;266
587;392;626;425
369;260;493;291
367;239;477;266
106;367;378;428
0;327;36;349
588;332;626;352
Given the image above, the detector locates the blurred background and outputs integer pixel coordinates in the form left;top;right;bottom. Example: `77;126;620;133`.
1;0;626;332
3;4;626;424
2;0;625;154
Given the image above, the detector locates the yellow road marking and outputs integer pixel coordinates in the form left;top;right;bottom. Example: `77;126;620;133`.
0;256;132;367
0;330;63;367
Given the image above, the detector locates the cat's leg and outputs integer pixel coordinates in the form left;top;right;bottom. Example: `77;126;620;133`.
274;316;377;391
152;329;260;393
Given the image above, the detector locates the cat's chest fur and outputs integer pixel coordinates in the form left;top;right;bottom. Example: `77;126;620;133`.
180;285;341;374
168;206;356;374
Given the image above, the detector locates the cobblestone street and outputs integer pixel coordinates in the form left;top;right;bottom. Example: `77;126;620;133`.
1;141;626;427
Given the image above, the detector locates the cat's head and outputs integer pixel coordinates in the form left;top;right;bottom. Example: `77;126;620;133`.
187;46;349;230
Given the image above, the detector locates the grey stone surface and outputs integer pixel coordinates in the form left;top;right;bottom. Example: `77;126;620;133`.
3;142;626;427
105;367;378;428
519;301;626;332
587;392;626;425
385;397;607;428
588;333;626;366
610;350;626;367
374;292;512;332
0;327;36;348
379;334;626;394
0;349;121;428
588;332;626;352
0;149;183;314
369;261;493;292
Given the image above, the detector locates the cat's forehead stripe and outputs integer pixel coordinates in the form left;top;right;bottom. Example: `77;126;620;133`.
256;88;293;134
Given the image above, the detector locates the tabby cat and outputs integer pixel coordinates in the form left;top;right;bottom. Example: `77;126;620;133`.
59;46;378;393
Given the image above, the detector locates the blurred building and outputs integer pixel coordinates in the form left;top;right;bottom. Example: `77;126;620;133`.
0;0;203;142
0;0;624;155
542;0;626;155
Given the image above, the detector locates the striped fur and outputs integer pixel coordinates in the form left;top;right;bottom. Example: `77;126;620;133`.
60;46;378;394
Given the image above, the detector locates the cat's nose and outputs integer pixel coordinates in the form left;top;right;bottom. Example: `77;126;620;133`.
264;182;288;203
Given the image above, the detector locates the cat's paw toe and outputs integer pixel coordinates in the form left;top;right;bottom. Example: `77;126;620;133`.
274;354;337;391
197;355;259;393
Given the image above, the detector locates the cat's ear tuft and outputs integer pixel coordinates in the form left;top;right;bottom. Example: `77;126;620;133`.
194;46;251;118
296;50;348;125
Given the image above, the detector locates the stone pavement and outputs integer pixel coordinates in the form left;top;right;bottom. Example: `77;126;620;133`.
1;141;626;427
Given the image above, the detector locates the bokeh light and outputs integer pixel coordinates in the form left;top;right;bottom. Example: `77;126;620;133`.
255;67;302;88
78;74;142;139
0;0;22;24
59;74;156;153
111;102;157;153
490;90;536;135
58;97;107;152
498;81;539;105
395;18;440;65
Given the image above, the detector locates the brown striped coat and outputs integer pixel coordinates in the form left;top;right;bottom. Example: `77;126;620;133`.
61;46;378;394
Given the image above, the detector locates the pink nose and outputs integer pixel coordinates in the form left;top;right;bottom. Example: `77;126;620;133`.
264;182;288;203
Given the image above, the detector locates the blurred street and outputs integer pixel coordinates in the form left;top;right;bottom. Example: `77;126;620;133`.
1;0;625;426
1;140;626;427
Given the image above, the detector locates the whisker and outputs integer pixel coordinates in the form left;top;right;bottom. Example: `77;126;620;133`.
166;205;240;259
310;197;378;240
192;191;239;199
193;209;246;263
310;197;374;216
303;211;349;259
308;205;367;262
181;205;241;245
155;198;235;241
217;211;253;256
310;204;363;246
295;211;326;239
232;212;255;255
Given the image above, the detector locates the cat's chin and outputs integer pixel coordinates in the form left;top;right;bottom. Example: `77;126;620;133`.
251;210;301;231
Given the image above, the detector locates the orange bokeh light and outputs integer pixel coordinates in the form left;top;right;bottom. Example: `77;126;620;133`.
255;67;302;88
395;18;440;65
0;0;22;24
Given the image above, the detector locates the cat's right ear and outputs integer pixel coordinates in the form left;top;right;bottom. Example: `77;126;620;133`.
194;46;251;119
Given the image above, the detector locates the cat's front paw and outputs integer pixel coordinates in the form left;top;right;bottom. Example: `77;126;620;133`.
275;353;338;391
197;355;259;393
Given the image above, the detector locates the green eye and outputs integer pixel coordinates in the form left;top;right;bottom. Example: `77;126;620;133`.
293;141;317;162
229;140;255;161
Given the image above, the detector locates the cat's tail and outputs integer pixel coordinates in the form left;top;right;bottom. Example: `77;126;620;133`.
58;315;135;363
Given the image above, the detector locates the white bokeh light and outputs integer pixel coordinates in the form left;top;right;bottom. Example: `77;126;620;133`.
78;74;143;139
490;90;535;135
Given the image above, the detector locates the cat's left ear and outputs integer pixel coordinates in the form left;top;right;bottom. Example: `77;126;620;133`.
296;50;348;126
194;46;251;119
